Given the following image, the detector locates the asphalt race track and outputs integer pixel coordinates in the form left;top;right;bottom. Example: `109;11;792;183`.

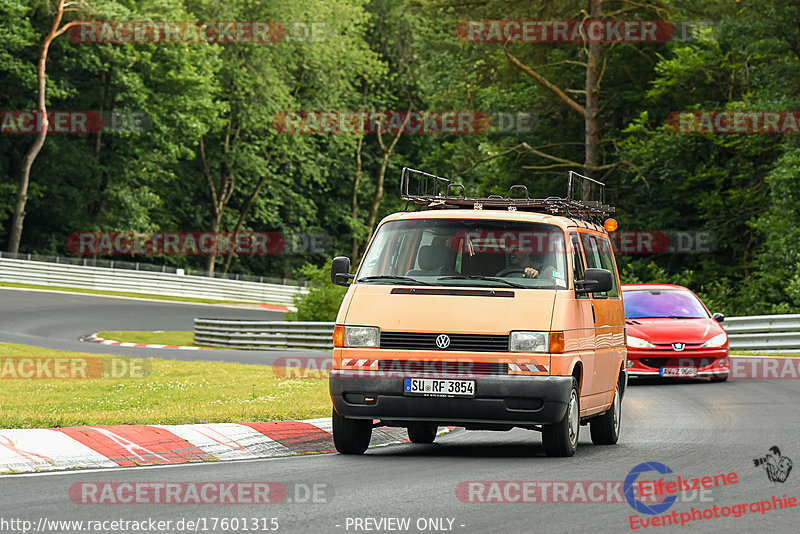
1;289;799;532
2;379;798;532
0;288;324;365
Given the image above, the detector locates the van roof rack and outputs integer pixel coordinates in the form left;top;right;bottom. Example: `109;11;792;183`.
400;167;615;224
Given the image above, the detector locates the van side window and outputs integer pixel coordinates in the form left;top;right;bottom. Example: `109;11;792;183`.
570;234;588;299
581;234;619;298
596;236;620;298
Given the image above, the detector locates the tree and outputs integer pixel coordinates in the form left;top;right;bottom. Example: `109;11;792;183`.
7;0;91;253
189;0;385;276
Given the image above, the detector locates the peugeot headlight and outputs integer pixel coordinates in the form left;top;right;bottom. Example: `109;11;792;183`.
509;331;549;353
627;335;656;349
344;326;380;347
700;332;727;348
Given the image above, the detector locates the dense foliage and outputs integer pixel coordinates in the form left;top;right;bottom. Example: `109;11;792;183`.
2;0;799;316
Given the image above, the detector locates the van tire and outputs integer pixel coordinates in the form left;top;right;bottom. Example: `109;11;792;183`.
590;378;621;445
542;378;579;457
407;424;438;444
332;408;372;454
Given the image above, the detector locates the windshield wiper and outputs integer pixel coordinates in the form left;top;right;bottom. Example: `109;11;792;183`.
437;275;527;289
357;275;432;286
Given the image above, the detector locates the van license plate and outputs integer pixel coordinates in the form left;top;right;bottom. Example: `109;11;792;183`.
404;378;475;397
660;367;697;377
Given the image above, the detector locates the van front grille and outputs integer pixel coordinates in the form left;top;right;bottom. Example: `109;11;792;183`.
378;360;508;376
380;332;509;352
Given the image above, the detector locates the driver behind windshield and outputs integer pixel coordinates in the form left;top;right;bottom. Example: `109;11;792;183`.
503;250;556;279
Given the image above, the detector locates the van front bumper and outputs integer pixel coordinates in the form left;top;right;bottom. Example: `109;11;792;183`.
329;370;572;426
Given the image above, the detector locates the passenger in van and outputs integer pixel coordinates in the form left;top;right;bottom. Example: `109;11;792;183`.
500;250;556;279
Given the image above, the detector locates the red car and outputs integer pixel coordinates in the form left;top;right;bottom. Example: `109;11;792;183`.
622;284;729;381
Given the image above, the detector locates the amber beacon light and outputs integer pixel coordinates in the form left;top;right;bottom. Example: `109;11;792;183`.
604;218;618;232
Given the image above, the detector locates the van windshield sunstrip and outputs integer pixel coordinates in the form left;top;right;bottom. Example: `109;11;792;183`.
357;219;568;289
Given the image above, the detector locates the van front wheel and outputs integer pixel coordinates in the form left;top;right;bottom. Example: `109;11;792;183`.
332;408;372;454
590;379;621;445
542;378;579;457
407;424;438;444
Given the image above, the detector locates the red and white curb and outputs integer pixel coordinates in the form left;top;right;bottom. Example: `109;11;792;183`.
259;304;293;312
80;333;211;350
0;420;452;474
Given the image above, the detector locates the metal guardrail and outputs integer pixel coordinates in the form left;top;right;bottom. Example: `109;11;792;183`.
194;319;334;349
0;251;305;285
193;315;800;352
0;257;307;306
722;315;800;351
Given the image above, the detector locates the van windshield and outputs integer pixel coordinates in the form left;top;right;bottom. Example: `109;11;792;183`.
357;219;568;289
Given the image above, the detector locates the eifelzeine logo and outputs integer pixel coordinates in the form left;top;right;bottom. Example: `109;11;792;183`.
753;446;793;483
625;462;678;515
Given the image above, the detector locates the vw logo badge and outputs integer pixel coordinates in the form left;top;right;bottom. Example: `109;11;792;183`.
435;334;451;349
672;342;685;351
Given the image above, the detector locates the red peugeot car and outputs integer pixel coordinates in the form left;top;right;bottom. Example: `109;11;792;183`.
622;284;729;381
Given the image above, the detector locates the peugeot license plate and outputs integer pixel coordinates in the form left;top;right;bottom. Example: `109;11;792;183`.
660;367;697;377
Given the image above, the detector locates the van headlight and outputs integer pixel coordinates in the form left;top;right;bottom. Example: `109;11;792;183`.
700;332;727;348
627;335;655;349
344;326;380;347
509;331;549;353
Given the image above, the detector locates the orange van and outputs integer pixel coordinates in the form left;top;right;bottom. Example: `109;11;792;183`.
329;168;627;457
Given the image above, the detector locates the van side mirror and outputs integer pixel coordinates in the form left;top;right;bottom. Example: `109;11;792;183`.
713;312;724;323
576;268;613;294
331;256;354;286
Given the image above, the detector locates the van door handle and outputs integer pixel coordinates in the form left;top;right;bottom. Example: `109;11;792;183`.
591;303;596;322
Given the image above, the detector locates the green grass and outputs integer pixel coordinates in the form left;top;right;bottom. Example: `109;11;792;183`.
0;281;284;307
0;343;329;428
97;330;197;347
